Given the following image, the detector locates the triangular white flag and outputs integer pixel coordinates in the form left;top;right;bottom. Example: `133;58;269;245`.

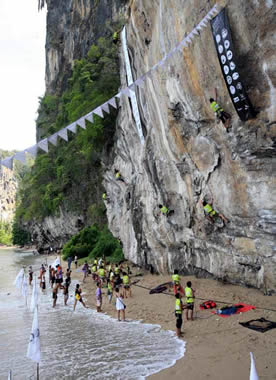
58;128;68;142
14;151;26;164
25;145;38;158
206;13;213;20
14;268;24;289
27;307;41;363
180;39;188;47
1;157;13;170
77;117;86;129
121;88;132;98
67;122;77;133
192;28;199;36
115;92;122;99
21;274;28;305
85;112;94;124
93;107;104;118
134;78;145;88
31;277;39;312
101;102;110;114
38;138;48;153
108;97;117;109
48;133;58;146
250;352;259;380
210;5;218;16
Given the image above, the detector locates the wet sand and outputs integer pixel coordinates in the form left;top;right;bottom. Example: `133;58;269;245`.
70;263;276;380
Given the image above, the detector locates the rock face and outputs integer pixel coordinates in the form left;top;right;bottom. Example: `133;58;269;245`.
103;0;276;293
35;0;276;292
0;167;17;223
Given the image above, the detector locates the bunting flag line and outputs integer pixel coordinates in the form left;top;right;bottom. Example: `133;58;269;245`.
1;4;219;169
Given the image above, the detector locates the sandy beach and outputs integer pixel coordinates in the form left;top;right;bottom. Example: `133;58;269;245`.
70;262;276;380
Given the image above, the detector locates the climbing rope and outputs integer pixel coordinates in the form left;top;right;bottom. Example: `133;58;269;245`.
132;282;276;313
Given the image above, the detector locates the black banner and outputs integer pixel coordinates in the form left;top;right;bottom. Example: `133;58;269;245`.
211;9;255;121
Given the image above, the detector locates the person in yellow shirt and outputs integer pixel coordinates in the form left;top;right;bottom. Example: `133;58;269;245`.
175;293;184;338
209;88;231;130
185;281;195;321
122;272;131;298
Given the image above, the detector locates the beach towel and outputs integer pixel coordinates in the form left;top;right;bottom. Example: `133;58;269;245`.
212;303;256;318
239;318;276;333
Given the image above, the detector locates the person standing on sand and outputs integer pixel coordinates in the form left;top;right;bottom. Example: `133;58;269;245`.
28;266;33;286
41;273;46;292
185;281;195;321
175;293;184;338
52;284;58;308
67;256;72;270
82;261;89;283
74;255;78;268
63;277;70;306
96;282;102;312
115;287;125;321
122;272;131;298
73;284;87;311
107;279;113;303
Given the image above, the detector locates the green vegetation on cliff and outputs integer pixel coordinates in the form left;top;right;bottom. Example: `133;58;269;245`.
62;225;124;263
0;221;12;245
16;37;119;223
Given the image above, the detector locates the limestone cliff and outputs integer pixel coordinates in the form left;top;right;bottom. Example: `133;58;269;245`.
0;167;17;223
34;0;276;292
103;0;276;293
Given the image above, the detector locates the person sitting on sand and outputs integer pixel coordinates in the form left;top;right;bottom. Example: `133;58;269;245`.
96;282;102;312
73;284;87;311
175;293;184;338
115;287;125;321
185;281;195;321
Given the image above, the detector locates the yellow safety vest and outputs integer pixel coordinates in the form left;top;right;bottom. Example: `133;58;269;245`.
109;271;114;280
123;275;129;285
94;259;98;265
203;203;216;216
210;101;223;114
92;265;97;273
185;287;194;303
113;32;118;41
108;283;112;291
115;172;120;179
161;206;168;214
172;274;180;284
98;268;105;277
175;299;182;314
115;267;119;274
102;193;106;200
108;265;112;272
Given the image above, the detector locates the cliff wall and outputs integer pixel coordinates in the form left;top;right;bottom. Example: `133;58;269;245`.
103;0;276;292
0;167;17;223
34;0;276;292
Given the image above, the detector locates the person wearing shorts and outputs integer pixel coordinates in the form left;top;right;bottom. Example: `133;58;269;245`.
73;284;86;311
185;281;195;321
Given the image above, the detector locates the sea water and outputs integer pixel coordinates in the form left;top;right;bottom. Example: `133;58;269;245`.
0;248;185;379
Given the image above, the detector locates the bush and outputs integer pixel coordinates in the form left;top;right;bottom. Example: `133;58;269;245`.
62;224;124;262
62;225;100;260
12;222;30;246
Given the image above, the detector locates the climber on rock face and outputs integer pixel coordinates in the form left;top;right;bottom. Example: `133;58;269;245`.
102;192;109;202
209;88;231;130
201;199;228;225
114;169;125;183
159;204;174;217
112;31;120;45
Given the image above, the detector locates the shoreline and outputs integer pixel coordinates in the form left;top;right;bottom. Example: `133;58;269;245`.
69;262;276;380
